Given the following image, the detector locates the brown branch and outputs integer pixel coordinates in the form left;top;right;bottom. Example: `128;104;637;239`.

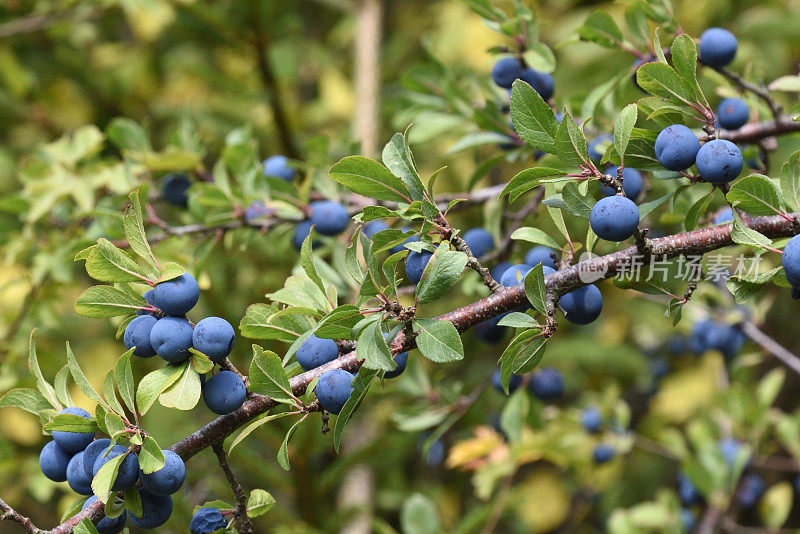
712;66;783;121
212;442;254;534
718;115;800;144
740;321;800;376
0;498;46;534
451;235;501;293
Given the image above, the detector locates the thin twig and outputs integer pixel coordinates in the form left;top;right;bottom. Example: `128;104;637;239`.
713;66;783;121
740;321;800;376
212;441;254;534
0;497;46;534
451;235;501;293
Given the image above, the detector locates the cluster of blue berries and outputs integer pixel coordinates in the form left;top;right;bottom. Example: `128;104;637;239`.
40;407;185;532
655;124;743;184
190;507;229;534
124;273;246;415
293;200;350;251
491;57;554;101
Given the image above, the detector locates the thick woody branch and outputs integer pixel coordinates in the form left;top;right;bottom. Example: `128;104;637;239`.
0;498;46;534
212;442;254;534
41;212;800;533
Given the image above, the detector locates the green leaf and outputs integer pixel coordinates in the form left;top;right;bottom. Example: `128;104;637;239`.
684;191;712;231
414;319;463;363
159;362;201;410
66;342;106;406
54;365;73;407
614;104;638;161
577;10;624;48
103;370;125;417
415;243;468;304
0;388;53;415
330;156;411;202
124;486;143;519
74;518;101;534
500;329;546;378
300;233;329;308
524;264;548;315
779;150;800;211
85;239;151;284
725;266;782;304
29;331;60;410
246;489;276;518
553;111;590;167
228;412;294;454
497;312;539;328
670;34;702;100
501;167;564;202
500;388;529;442
92;450;128;501
382;131;427;203
334;366;378;452
731;211;773;250
726;174;784;216
400;493;440;534
239;303;313;341
757;368;786;407
509;79;560;154
43;413;98;433
510;227;561;249
189;349;214;374
75;286;146;318
277;417;304;470
107;118;150;152
136;364;186;414
768;75;800;92
104;410;125;438
138;436;165;474
314;305;362;339
561;182;594;218
636;62;696;108
114;349;136;414
152;262;184;284
249;346;297;405
356;318;396;371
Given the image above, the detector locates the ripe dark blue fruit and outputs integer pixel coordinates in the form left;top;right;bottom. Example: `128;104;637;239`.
53;407;94;453
383;350;409;379
192;316;235;363
296;334;339;371
588;135;612;163
490;261;513;282
491;57;522;88
124;315;157;358
93;444;139;490
783;235;800;285
719;438;742;466
736;474;764;509
699;27;738;68
152;273;200;316
714;208;733;224
631;56;656;91
405;250;433;284
161;173;192;207
654;124;700;171
309;200;349;236
691;319;745;359
678;472;702;505
66;452;93;495
316;369;354;414
592;443;615;464
82;496;126;534
136;289;157;316
129;489;173;529
425;438;446;467
190;507;227;534
681;509;696;531
140;449;185;496
525;246;557;269
362;220;390;239
262;155;295;181
559;284;603;325
149;316;194;363
590;196;639;242
717;98;749;130
500;264;532;287
389;227;419;254
520;68;554;100
292;220;318;251
474;313;507;344
39;440;72;482
650;357;671;380
581;406;602;433
82;438;112;478
462;228;494;257
203;371;247;415
602;166;644;200
529;367;564;401
491;368;522;394
695;139;743;184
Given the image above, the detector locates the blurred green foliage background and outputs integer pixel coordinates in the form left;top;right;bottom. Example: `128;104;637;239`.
1;0;800;532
